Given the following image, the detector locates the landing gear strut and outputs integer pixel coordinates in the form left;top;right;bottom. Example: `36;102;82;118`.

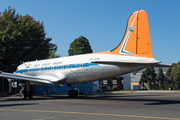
20;87;27;99
68;84;78;97
20;83;33;99
28;85;33;99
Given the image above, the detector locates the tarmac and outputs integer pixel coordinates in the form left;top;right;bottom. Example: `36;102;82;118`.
0;91;180;120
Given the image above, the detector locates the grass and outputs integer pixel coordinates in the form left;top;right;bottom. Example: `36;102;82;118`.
102;90;180;93
104;90;135;93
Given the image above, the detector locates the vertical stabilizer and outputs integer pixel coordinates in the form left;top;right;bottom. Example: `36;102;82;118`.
110;10;153;58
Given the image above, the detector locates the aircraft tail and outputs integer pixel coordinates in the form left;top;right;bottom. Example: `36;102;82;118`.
110;10;153;58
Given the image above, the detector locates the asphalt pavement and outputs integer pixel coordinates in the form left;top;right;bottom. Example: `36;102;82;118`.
0;91;180;120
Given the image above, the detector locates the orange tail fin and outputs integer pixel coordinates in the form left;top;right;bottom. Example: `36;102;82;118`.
110;10;153;58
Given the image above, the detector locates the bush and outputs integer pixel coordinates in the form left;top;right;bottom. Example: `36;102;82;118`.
164;84;174;90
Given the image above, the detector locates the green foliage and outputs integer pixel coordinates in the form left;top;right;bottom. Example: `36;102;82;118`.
140;67;156;86
166;63;176;77
49;52;60;59
164;84;174;90
156;67;164;90
68;36;93;56
0;7;57;72
175;82;179;89
156;67;164;81
166;62;180;82
49;43;60;59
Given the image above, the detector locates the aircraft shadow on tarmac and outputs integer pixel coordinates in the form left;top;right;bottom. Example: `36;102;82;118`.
1;93;180;106
0;103;38;107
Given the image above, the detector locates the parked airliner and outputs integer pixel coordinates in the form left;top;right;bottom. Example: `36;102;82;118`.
0;10;169;99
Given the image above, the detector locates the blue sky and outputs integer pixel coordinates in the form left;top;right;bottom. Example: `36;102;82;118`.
0;0;180;64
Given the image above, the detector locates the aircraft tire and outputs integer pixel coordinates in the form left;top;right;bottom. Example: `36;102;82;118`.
68;90;78;97
74;90;78;97
68;90;73;97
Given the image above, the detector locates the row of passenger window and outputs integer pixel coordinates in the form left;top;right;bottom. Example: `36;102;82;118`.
27;64;85;72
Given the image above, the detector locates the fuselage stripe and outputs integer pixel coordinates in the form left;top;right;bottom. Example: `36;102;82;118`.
14;63;98;74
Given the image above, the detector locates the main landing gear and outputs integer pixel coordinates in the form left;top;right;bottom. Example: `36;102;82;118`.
20;83;33;99
68;90;78;97
68;84;78;97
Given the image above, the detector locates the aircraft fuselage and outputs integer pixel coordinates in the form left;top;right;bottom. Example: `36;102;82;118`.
15;54;159;85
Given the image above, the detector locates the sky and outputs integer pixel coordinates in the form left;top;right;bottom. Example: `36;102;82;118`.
0;0;180;64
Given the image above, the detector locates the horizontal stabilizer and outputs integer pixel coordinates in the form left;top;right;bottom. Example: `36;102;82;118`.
91;61;170;68
152;64;172;67
91;61;158;66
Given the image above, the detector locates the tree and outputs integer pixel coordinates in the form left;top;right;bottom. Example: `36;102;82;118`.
49;44;60;59
166;62;180;89
68;36;93;56
140;67;156;89
0;7;57;73
49;52;60;59
166;63;176;77
156;67;164;90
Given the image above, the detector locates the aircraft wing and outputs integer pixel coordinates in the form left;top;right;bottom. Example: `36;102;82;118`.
0;72;67;84
91;61;171;67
